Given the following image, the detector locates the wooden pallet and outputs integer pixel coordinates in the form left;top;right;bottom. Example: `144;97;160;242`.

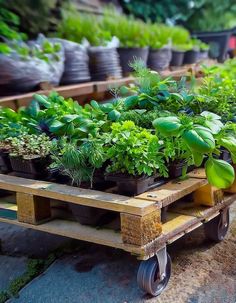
0;172;235;260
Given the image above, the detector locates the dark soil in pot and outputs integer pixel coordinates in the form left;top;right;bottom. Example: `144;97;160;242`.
183;50;199;64
170;50;185;67
117;47;149;75
0;150;12;174
10;155;51;179
105;173;166;196
147;48;172;71
88;47;122;81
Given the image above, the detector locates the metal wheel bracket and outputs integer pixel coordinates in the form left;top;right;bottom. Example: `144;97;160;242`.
156;246;167;280
221;207;229;228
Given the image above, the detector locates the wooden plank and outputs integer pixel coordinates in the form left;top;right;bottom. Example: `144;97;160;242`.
16;192;51;225
94;77;134;93
136;177;208;208
0;83;94;108
0;174;157;216
193;184;223;206
188;168;206;179
0;216;144;256
120;210;162;246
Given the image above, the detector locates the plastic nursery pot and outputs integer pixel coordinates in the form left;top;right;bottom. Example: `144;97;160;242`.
69;204;116;226
147;48;172;71
0;150;12;174
105;173;166;196
168;160;191;179
198;50;209;61
10;155;51;179
183;49;199;64
170;50;185;67
117;47;149;75
219;148;232;163
88;47;122;81
193;29;232;62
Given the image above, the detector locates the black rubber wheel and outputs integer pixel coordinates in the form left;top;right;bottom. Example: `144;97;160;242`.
204;208;230;242
137;253;171;296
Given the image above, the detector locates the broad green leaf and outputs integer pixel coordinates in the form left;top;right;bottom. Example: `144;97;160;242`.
124;95;139;109
33;94;50;108
153;117;182;136
108;110;121;122
62;114;80;123
205;158;235;189
183;126;215;153
49;120;64;132
192;151;204;167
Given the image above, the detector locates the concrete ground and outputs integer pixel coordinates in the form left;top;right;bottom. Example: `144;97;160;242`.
0;203;236;303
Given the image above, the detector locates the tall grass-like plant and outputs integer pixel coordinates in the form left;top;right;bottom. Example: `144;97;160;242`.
101;8;149;48
57;6;110;46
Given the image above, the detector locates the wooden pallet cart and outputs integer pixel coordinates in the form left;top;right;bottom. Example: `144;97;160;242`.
0;169;235;296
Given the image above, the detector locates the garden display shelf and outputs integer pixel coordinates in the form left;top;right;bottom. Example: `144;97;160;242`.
0;60;214;109
0;169;235;297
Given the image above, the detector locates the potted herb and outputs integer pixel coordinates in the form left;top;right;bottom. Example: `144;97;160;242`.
147;24;172;71
104;121;168;195
9;133;52;179
170;26;191;67
153;114;236;189
160;137;193;178
197;41;209;61
57;8;121;81
51;138;111;225
183;38;201;65
102;9;149;75
0;107;27;173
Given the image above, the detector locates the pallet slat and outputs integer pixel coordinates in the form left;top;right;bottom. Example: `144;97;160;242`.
0;193;235;260
136;177;208;207
0;174;157;216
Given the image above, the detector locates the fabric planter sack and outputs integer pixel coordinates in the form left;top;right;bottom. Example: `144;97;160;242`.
88;47;122;81
170;50;185;67
147;47;172;71
51;39;90;85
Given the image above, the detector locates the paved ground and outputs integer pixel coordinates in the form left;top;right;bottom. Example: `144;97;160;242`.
0;203;236;303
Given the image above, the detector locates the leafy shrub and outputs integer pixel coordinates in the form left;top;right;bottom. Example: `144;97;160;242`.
105;121;168;177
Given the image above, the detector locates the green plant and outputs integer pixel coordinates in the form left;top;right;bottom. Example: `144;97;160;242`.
101;8;149;48
104;121;168;177
10;133;52;159
0;39;61;62
51;137;106;186
146;23;172;49
153;114;235;188
57;6;110;46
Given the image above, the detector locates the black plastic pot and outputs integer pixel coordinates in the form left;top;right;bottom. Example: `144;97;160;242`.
193;29;232;62
117;47;149;75
69;204;116;226
167;160;193;179
170;50;185;67
198;50;209;61
147;48;172;71
219;148;232;163
88;47;122;81
10;156;50;179
105;173;166;196
183;50;199;64
0;151;12;174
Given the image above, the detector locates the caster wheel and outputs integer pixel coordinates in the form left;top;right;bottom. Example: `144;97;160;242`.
204;208;230;242
137;253;171;296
